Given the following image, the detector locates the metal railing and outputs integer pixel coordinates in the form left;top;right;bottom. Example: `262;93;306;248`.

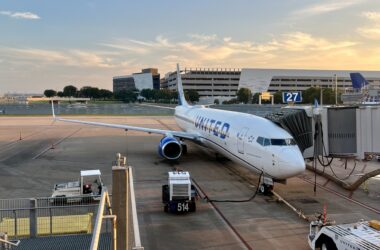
128;167;143;250
0;195;104;240
90;167;143;250
90;189;115;250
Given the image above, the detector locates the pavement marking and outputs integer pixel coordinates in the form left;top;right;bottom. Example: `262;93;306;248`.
0;128;51;153
138;103;175;110
361;163;368;173
322;179;330;187
155;119;175;130
191;178;251;250
32;128;82;160
299;176;380;214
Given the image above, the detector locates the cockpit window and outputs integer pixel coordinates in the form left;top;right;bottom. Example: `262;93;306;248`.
271;138;297;146
286;138;297;145
271;139;287;146
264;138;271;146
257;137;297;146
256;136;264;146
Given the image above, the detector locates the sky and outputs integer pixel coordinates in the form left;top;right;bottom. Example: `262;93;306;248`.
1;0;380;93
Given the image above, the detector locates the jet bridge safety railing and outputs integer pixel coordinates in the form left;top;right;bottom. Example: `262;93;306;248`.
0;196;103;240
90;189;115;250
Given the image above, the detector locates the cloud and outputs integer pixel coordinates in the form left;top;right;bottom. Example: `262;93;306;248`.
357;11;380;40
358;27;380;39
95;32;363;72
293;0;366;17
101;35;175;55
4;48;116;68
0;11;40;20
2;31;379;94
362;11;380;21
273;32;356;51
188;34;217;42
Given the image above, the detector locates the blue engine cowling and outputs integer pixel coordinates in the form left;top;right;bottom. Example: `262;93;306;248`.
158;136;182;160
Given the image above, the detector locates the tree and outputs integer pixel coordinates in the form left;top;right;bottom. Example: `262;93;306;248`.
185;90;199;103
44;89;57;97
79;86;100;99
114;90;137;103
273;91;283;104
252;93;260;104
237;88;252;104
222;98;239;104
98;89;113;100
57;91;64;97
214;99;220;105
63;85;78;97
140;89;155;100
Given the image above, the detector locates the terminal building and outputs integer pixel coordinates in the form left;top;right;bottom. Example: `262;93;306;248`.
113;68;160;93
160;68;380;103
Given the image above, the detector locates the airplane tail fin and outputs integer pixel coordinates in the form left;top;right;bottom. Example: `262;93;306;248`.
314;98;319;108
176;64;189;106
350;73;369;89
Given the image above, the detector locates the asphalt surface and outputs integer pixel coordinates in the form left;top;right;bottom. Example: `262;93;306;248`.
0;116;379;250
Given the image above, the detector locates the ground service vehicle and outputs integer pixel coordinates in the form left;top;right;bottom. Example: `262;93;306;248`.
162;171;197;213
308;215;380;250
50;170;104;204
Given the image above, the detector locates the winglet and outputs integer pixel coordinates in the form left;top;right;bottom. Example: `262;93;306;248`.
51;100;56;119
176;64;189;106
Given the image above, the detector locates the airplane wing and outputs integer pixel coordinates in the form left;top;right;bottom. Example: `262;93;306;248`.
51;102;198;140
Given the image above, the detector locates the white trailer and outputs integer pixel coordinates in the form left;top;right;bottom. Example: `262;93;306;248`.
162;171;197;213
308;217;380;250
50;169;104;204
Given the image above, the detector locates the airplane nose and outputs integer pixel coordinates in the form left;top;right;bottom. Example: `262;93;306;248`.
291;153;306;175
279;148;305;178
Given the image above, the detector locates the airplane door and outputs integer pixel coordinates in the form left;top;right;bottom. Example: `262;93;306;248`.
237;127;249;154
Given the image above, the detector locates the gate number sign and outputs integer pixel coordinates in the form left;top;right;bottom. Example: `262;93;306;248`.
282;92;302;103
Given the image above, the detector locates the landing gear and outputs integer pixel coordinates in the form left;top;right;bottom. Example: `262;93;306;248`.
259;183;273;195
259;176;274;195
180;141;187;155
182;144;188;155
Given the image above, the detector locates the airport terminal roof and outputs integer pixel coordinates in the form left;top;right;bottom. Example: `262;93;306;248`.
239;68;380;93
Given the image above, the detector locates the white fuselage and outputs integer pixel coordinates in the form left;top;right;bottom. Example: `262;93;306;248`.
174;105;305;180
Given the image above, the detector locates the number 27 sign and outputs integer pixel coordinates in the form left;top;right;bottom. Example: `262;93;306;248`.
282;92;302;103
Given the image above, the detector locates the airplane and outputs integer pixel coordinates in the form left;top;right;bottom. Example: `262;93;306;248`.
52;64;305;193
350;73;380;104
350;72;369;90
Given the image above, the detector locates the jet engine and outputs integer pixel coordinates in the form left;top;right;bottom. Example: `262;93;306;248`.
158;136;182;160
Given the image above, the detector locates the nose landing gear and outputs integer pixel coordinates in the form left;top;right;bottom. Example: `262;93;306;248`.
259;176;274;195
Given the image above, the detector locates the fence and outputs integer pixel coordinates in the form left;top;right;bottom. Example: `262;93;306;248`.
0;195;106;239
0;167;143;249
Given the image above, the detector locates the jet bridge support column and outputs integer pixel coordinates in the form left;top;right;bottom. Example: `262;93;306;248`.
112;166;129;250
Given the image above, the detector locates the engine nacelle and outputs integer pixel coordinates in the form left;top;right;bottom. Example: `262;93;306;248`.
158;136;182;160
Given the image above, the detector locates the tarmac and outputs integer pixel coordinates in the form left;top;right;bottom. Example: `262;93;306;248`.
0;116;379;250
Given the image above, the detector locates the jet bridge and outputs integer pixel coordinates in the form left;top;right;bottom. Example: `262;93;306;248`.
265;109;313;153
265;105;380;160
